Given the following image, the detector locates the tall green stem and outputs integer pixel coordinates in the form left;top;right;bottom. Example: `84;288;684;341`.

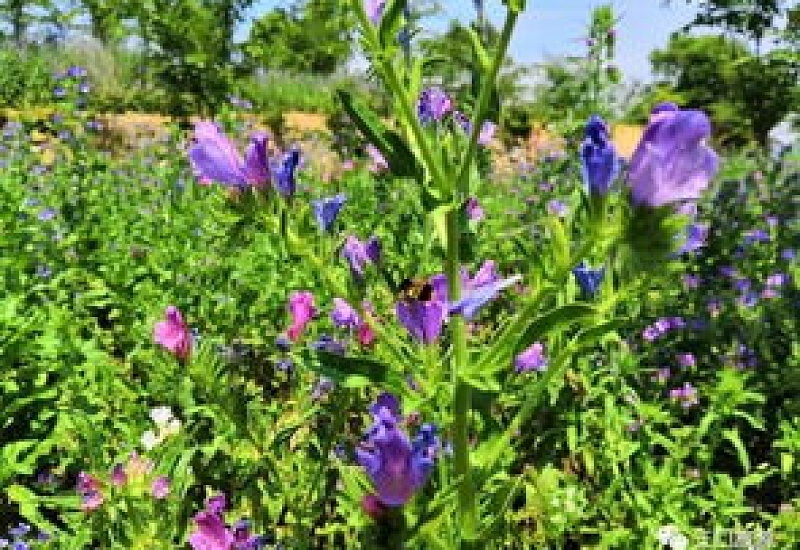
446;207;477;540
448;9;520;543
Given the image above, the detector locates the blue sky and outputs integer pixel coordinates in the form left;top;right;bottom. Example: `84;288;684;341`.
239;1;699;81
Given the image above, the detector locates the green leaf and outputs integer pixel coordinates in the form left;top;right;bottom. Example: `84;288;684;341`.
307;351;403;392
722;429;750;473
469;303;598;379
465;27;491;71
378;0;407;48
337;90;421;179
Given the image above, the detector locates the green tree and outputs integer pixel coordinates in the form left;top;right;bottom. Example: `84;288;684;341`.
641;33;799;146
678;0;788;47
0;0;54;45
128;0;253;116
243;0;353;74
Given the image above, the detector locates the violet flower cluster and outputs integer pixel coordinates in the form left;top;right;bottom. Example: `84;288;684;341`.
356;393;440;509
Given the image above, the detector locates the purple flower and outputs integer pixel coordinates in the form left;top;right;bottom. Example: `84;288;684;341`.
766;273;789;287
580;115;618;196
676;353;696;368
652;367;671;383
515;342;548;373
78;82;91;94
572;262;604;298
53;87;66;99
272;147;301;197
450;274;521;320
678;223;709;254
365;236;381;263
669;382;699;408
417;87;453;124
341;235;379;277
66;66;87;78
111;464;127;487
331;298;361;329
356;393;439;507
365;0;386;24
311;335;346;356
365;144;388;173
628;103;718;207
465;197;484;221
312;194;347;232
430;261;520;320
683;274;701;289
188;122;270;189
396;299;446;344
151;476;170;499
781;249;796;261
454;111;496;146
743;229;770;245
547;199;567;217
37;208;56;221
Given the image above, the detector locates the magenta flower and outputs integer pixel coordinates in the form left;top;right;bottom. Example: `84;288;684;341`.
188;494;264;549
465;197;484;221
286;291;316;342
151;476;170;499
189;511;235;550
154;306;192;363
188;122;270;188
628;103;719;207
356;394;439;507
110;464;127;487
515;342;548;373
77;472;103;511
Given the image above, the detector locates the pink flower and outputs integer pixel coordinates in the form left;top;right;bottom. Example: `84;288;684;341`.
154;306;192;362
357;321;376;348
465;197;484;221
361;494;387;519
77;472;104;511
286;291;316;342
151;476;171;499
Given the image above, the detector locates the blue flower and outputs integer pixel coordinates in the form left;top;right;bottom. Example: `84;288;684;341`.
572;262;604;298
580;115;619;196
312;194;347;232
273;147;301;197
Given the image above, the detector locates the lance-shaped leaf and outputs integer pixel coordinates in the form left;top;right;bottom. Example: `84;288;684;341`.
378;0;408;48
337;90;421;179
465;302;599;383
307;350;404;391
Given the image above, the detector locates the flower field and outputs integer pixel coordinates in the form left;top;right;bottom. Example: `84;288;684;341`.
1;1;799;548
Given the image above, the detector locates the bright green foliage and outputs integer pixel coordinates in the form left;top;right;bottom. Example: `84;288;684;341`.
243;0;354;74
640;34;799;146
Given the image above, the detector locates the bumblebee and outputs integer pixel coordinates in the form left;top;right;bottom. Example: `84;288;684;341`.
398;277;434;302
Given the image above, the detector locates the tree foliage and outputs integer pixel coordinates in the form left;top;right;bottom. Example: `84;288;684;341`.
643;33;799;146
243;0;354;74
